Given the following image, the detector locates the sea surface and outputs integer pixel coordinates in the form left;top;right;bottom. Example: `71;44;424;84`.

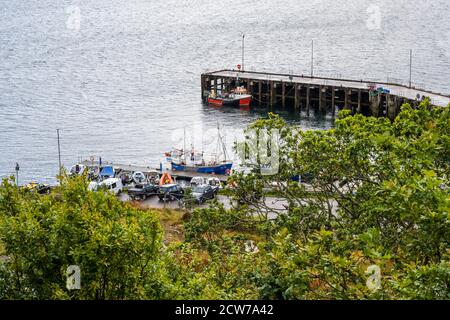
0;0;449;184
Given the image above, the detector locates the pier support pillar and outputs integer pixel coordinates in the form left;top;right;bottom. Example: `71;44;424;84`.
331;88;336;116
269;81;275;106
344;90;349;110
387;94;396;120
369;93;380;117
393;96;400;118
306;87;311;116
281;82;286;108
319;86;326;113
318;86;323;113
294;85;299;110
258;81;262;106
357;90;362;114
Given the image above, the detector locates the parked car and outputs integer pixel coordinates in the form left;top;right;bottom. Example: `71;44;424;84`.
191;184;217;204
97;178;123;195
158;184;184;202
128;183;159;200
99;166;115;179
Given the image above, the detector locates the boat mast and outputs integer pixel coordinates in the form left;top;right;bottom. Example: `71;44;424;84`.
183;127;186;163
217;122;228;162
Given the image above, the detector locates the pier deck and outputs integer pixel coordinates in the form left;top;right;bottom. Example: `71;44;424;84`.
201;70;450;119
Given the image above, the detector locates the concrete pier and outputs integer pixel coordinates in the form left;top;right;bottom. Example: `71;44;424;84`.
201;70;450;117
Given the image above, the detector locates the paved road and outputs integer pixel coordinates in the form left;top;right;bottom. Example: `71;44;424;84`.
120;193;338;220
120;193;233;210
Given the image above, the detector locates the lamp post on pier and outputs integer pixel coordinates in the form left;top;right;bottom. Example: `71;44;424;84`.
409;49;413;88
311;40;314;78
57;129;62;183
15;162;19;186
242;34;245;72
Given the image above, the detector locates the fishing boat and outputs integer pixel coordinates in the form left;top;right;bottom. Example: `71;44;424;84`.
207;86;252;107
171;160;232;175
167;125;233;175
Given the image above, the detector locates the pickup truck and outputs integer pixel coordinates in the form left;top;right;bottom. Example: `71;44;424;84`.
128;183;159;200
191;184;218;204
158;184;185;202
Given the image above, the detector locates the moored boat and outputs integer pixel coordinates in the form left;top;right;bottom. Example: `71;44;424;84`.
207;86;252;107
166;124;233;176
171;161;232;175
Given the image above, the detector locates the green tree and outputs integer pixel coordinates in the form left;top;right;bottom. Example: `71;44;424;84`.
189;100;450;299
0;175;163;299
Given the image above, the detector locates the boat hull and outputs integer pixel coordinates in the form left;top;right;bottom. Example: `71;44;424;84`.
171;162;232;175
207;95;252;107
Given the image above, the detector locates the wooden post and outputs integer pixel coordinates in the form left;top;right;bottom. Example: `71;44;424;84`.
386;93;399;120
258;80;262;106
319;86;325;113
357;90;362;113
273;82;277;106
394;96;399;118
269;81;274;106
344;89;349;110
386;94;393;119
306;87;310;116
369;93;380;117
281;82;286;108
331;87;336;116
294;84;299;110
206;77;211;95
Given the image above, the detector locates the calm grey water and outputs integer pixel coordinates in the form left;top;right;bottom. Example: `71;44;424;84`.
1;0;449;184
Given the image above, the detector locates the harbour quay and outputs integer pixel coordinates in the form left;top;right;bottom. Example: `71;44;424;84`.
201;70;450;120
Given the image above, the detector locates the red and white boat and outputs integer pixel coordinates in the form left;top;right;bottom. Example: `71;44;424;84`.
207;86;252;107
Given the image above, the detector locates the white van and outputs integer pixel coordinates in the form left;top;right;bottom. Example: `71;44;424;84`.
98;178;123;195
